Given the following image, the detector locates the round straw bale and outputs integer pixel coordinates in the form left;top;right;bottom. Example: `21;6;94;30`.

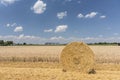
60;42;95;73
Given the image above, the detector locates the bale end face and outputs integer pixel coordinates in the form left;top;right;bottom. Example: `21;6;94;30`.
60;42;95;73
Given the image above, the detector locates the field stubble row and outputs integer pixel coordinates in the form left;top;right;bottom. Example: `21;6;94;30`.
0;46;120;64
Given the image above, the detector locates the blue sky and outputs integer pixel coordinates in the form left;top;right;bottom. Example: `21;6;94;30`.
0;0;120;44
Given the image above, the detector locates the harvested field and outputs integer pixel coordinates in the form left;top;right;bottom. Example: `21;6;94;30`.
0;46;63;62
0;46;120;80
0;46;120;64
0;62;120;80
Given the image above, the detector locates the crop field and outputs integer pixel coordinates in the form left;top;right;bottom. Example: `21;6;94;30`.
0;46;120;80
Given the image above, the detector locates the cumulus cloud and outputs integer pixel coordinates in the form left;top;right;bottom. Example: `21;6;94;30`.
0;34;46;44
14;26;23;32
77;12;107;19
6;23;17;27
100;15;106;19
85;12;98;18
1;34;120;44
18;34;24;39
0;0;18;6
44;29;53;32
6;23;10;27
55;25;68;33
77;13;84;18
31;0;47;14
50;36;64;40
18;34;38;39
57;11;67;19
67;37;120;43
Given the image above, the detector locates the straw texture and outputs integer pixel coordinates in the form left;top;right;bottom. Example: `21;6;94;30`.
60;42;95;73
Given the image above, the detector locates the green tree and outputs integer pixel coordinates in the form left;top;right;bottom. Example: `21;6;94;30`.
4;41;13;46
23;42;27;45
0;40;4;46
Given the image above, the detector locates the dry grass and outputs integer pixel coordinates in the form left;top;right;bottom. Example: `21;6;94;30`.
0;67;120;80
0;62;120;80
0;46;63;57
90;46;120;64
0;46;120;64
0;46;120;80
0;46;64;62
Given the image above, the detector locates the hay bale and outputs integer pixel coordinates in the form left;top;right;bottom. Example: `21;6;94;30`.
60;42;95;73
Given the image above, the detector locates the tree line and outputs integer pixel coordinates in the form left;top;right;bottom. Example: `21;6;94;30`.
88;42;119;46
0;40;13;46
0;40;120;46
0;40;27;46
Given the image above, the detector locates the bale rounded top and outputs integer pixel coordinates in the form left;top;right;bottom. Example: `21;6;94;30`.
60;42;95;73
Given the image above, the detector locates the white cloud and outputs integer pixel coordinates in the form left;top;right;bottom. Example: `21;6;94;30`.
57;11;67;19
44;29;53;32
55;25;68;33
6;23;17;27
1;34;120;44
85;12;98;18
14;26;23;32
18;34;24;39
11;23;17;27
67;37;120;43
0;0;18;6
49;36;120;43
77;12;98;19
0;34;46;44
50;36;64;40
100;15;106;19
18;34;37;39
6;23;10;27
65;0;80;3
77;13;84;18
114;33;119;36
31;0;46;14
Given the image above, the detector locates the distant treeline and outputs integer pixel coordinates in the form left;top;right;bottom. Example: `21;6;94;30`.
0;40;66;46
0;40;120;46
0;40;27;46
88;42;120;46
44;42;120;46
0;40;13;46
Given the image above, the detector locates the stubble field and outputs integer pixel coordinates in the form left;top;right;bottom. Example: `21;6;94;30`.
0;46;120;80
